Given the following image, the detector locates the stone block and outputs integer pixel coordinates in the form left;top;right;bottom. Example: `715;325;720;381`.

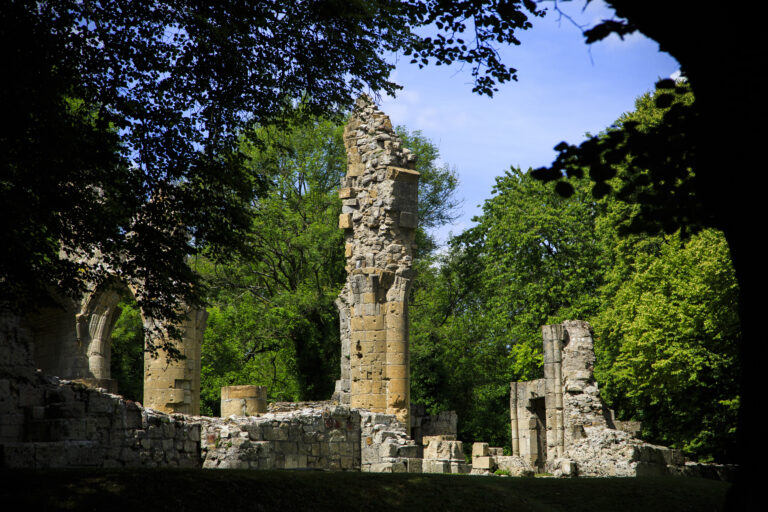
396;444;420;458
473;456;494;470
423;460;451;474
472;442;489;458
450;462;471;474
398;211;417;229
363;315;385;331
423;436;464;462
285;454;307;469
385;166;420;183
386;364;407;379
386;352;406;365
406;458;423;473
339;213;353;229
379;442;399;458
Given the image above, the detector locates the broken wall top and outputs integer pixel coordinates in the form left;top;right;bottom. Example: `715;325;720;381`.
339;95;419;293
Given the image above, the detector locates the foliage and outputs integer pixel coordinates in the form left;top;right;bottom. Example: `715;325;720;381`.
196;117;461;415
594;217;740;461
528;83;740;461
408;90;740;460
410;168;604;448
110;296;145;403
197;117;347;414
532;81;702;236
1;0;542;337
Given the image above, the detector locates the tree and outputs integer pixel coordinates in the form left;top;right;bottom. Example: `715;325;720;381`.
1;0;542;340
110;296;145;402
534;6;762;500
409;168;605;448
594;227;740;462
197;116;347;412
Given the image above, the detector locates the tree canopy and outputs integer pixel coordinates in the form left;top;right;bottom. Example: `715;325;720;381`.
1;0;543;336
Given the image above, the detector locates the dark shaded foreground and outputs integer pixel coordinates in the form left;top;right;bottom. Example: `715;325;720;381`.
0;469;728;511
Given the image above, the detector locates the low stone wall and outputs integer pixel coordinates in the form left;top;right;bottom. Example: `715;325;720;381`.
470;442;533;476
0;310;194;469
410;403;457;446
360;411;420;472
1;374;200;469
200;405;361;470
422;435;470;474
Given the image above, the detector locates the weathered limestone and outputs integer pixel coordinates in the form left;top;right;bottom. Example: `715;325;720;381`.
201;404;361;471
510;320;687;477
220;385;267;417
360;411;421;473
410;403;458;446
143;305;207;415
422;435;471;474
1;312;203;470
334;96;419;429
14;279;207;416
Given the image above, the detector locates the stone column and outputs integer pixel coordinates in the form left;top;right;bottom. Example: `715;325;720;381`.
335;95;418;428
560;320;608;446
143;306;207;415
542;323;565;459
509;382;520;456
221;385;267;417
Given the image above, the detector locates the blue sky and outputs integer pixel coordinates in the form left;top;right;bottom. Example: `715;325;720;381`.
377;1;680;242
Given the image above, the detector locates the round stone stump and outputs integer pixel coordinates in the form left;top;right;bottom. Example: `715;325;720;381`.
220;385;267;417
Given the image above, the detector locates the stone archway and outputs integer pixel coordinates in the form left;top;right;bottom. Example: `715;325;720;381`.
22;280;207;415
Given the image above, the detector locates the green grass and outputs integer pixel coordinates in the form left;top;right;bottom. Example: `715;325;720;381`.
0;469;729;512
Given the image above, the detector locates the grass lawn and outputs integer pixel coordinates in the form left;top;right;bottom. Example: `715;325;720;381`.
0;469;729;512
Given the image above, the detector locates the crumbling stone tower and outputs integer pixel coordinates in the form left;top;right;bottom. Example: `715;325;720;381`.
334;96;419;428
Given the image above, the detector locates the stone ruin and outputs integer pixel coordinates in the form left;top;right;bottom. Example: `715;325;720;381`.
333;94;419;429
12;279;206;416
505;320;686;477
0;97;733;480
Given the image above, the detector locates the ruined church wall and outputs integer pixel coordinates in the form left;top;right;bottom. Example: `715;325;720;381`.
1;374;200;469
510;320;693;478
1;308;201;469
143;307;207;416
3;278;207;416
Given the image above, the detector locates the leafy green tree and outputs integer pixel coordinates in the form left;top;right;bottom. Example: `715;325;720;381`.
528;85;741;462
110;296;145;403
197;117;347;413
594;227;740;462
2;0;542;335
197;117;462;412
410;168;605;448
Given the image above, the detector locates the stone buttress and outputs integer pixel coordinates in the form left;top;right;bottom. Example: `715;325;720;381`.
333;95;419;429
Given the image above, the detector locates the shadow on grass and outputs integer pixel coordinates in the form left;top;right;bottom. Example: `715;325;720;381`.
0;469;728;512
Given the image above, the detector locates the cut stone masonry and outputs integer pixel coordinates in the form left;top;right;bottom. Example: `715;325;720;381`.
510;320;690;477
334;95;419;429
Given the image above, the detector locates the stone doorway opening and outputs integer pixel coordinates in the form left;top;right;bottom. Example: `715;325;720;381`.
531;397;547;472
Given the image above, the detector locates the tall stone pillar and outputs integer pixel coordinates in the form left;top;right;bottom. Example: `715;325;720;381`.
143;306;207;415
542;323;565;459
334;95;419;428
